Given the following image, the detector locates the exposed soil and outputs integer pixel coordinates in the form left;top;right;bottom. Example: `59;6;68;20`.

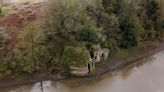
0;2;44;27
0;1;45;49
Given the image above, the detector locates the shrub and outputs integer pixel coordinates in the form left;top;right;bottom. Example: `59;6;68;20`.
11;22;47;73
63;46;89;74
0;36;5;53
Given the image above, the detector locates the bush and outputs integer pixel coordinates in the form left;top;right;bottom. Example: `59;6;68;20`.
0;36;5;53
63;46;89;74
10;22;48;73
13;48;39;73
0;60;11;79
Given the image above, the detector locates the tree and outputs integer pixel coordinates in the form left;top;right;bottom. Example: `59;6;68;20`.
120;16;138;48
101;14;121;49
102;0;116;15
10;23;48;73
43;0;96;73
102;14;120;39
75;26;100;44
102;0;124;15
140;0;161;40
146;0;159;22
44;0;91;40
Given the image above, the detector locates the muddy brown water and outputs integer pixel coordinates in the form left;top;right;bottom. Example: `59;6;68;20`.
2;50;164;92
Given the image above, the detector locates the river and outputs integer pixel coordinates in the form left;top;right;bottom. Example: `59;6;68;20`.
2;50;164;92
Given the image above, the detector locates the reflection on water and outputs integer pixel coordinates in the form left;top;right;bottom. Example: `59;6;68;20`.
7;81;69;92
3;51;164;92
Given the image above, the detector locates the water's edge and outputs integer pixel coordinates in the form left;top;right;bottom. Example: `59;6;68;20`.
0;42;164;90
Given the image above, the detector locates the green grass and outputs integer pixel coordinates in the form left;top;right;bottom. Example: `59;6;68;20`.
1;7;13;15
111;47;141;60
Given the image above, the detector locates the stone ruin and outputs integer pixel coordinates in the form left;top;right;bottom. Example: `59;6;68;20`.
87;45;109;74
70;45;110;76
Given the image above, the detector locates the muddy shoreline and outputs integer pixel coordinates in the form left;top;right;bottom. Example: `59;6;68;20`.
0;41;164;90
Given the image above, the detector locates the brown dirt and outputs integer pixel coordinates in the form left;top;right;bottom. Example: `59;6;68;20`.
0;2;44;49
0;2;44;28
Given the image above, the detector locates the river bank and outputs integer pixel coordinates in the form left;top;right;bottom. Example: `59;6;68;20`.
0;0;164;90
4;50;164;92
0;41;164;90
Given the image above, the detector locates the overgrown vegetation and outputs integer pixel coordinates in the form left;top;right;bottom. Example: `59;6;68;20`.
0;0;164;78
63;46;89;74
